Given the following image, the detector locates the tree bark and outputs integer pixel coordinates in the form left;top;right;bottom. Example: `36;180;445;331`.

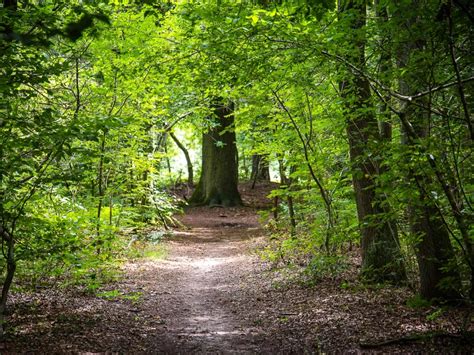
1;0;17;339
398;90;461;301
0;227;15;340
251;154;270;188
169;131;194;187
278;159;297;233
395;1;461;300
190;100;242;207
96;130;106;245
374;0;393;142
338;0;406;283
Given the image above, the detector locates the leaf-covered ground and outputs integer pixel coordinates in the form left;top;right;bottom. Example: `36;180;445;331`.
2;183;473;353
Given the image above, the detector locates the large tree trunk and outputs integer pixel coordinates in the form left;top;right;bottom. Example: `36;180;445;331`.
338;0;406;284
400;103;461;300
190;100;242;207
395;1;461;300
374;0;393;142
399;70;461;301
410;192;461;300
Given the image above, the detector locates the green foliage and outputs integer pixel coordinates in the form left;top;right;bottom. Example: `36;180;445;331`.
1;0;473;324
97;289;142;303
304;255;349;283
125;229;170;260
406;295;433;309
426;308;445;322
0;3;183;307
6;190;170;291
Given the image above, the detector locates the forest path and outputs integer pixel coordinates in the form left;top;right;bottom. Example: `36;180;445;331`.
8;183;317;353
6;184;472;353
125;206;271;353
7;198;311;354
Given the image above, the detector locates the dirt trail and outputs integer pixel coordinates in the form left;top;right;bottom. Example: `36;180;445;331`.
6;183;311;353
108;203;317;353
133;206;269;353
99;205;473;354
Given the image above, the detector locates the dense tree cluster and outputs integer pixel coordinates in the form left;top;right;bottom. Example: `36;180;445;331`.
1;0;472;336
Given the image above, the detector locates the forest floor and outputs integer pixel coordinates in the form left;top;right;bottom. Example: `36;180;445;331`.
2;182;474;353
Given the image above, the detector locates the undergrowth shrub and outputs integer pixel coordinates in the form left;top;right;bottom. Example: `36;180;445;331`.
303;254;349;283
1;188;180;294
260;183;357;272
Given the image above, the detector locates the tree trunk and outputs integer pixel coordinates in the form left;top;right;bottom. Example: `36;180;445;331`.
251;154;270;188
410;192;461;300
96;130;106;246
0;227;15;340
399;80;461;301
446;0;474;300
339;0;406;284
169;131;194;187
1;0;17;339
278;159;296;233
374;0;393;142
395;1;461;300
190;100;242;207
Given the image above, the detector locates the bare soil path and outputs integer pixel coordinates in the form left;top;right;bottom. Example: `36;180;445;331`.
132;206;274;353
